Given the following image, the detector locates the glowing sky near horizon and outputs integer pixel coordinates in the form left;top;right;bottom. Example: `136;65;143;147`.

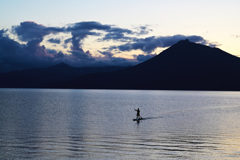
0;0;240;72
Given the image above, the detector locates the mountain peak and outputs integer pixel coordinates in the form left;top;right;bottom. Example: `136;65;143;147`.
176;39;190;44
134;39;240;72
172;39;196;48
46;39;240;90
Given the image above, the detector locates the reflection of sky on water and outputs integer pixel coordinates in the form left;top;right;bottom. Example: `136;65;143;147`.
1;89;240;159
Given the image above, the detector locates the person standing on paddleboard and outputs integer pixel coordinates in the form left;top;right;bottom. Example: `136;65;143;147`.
134;108;141;119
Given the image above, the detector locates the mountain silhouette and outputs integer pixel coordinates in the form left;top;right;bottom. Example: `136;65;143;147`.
50;40;240;90
0;63;127;88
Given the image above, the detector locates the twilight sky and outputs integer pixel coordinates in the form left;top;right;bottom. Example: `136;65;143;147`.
0;0;240;72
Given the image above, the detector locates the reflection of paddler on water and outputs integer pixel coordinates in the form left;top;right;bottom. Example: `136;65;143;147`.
134;108;142;120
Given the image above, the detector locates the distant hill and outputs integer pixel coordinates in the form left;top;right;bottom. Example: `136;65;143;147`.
0;63;128;88
50;40;240;90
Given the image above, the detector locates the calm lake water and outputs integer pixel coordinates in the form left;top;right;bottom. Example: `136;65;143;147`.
1;89;240;160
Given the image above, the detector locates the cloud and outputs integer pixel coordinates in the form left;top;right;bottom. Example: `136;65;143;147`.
70;30;101;51
8;21;65;71
65;22;151;43
134;54;157;62
0;29;8;37
67;21;111;31
207;42;221;48
65;21;111;51
0;30;63;72
101;27;133;42
70;50;94;61
65;21;142;51
12;21;64;42
135;25;153;35
11;21;156;55
97;50;136;66
60;49;135;68
64;38;71;43
48;38;61;44
111;35;207;54
100;25;153;42
0;21;217;72
98;50;114;58
0;27;135;72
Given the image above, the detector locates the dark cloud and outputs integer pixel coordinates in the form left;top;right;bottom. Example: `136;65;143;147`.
67;21;111;31
66;22;151;43
134;54;157;62
0;21;216;72
0;29;8;38
70;50;94;61
0;28;134;72
70;30;101;51
112;35;207;53
0;29;4;35
65;22;144;51
66;21;110;51
98;50;114;58
101;27;133;41
97;50;136;66
106;57;135;66
64;38;71;44
135;25;153;35
102;31;130;42
12;21;46;41
0;32;63;72
12;21;64;42
207;42;221;48
0;21;140;72
12;21;155;56
64;50;134;68
100;25;152;42
100;26;152;42
48;38;61;44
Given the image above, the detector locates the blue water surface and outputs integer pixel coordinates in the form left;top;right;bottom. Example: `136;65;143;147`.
1;89;240;159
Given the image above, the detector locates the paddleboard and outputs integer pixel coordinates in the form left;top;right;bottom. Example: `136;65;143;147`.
133;117;143;121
